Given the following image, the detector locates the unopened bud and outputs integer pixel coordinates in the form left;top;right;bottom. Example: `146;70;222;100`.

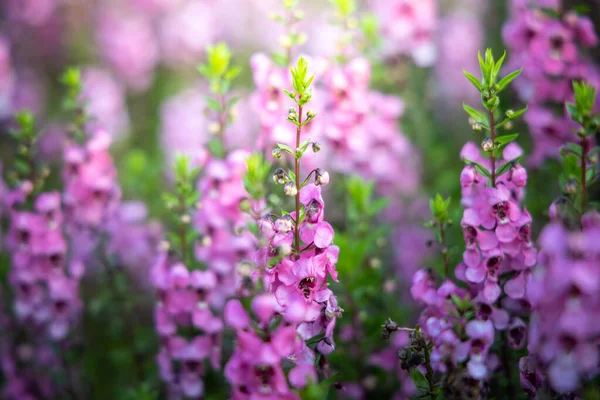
505;109;515;118
472;122;482;132
481;137;494;152
180;215;191;224
564;179;578;194
272;148;282;159
208;122;221;134
312;142;321;153
315;168;330;186
159;240;171;252
279;35;292;48
306;110;316;119
239;198;251;212
288;107;296;114
503;121;513;130
287;113;298;122
486;96;500;111
272;168;289;184
300;92;311;103
283;181;298;196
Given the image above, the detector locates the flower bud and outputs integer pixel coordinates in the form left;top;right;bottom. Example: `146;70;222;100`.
564;179;578;194
283;181;298;196
300;92;311;103
288;107;296;114
503;121;513;130
272;148;282;159
315;168;330;186
180;215;191;224
509;164;527;187
472;122;482;132
312;142;322;153
306;110;316;119
481;137;494;152
272;168;289;185
287;113;298;122
505;109;515;118
460;165;479;187
239;198;252;212
485;96;500;110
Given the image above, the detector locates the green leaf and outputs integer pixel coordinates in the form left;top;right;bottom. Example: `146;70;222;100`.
409;368;430;394
496;161;513;177
462;104;488;127
296;137;311;158
463;158;491;178
463;70;482;91
207;138;225;158
205;97;221;112
586;166;597;185
227;96;241;109
276;143;294;154
495;133;519;146
560;143;582;157
496;68;522;92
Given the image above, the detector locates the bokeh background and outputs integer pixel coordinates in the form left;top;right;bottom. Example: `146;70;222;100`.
1;0;600;399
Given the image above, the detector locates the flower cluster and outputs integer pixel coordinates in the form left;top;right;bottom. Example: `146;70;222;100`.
503;1;599;164
523;81;600;395
224;296;317;399
368;0;437;67
151;155;223;399
458;50;537;305
458;142;536;304
152;252;224;399
194;150;256;306
257;58;342;372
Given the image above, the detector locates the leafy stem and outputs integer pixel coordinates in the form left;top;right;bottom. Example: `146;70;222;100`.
294;104;303;259
488;108;497;187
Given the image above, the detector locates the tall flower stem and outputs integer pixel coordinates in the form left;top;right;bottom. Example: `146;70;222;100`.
294;104;303;259
488;109;497;187
438;222;449;279
580;134;588;213
178;193;188;265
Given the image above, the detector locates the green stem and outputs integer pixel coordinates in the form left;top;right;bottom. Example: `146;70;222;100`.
179;193;187;265
294;104;303;259
581;134;588;213
424;343;437;398
439;222;449;279
488;109;497;187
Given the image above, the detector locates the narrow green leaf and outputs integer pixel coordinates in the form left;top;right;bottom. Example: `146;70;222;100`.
463;158;491;178
277;143;294;154
463;70;482;91
495;133;519;146
496;69;522;92
409;368;430;394
205;97;221;112
462;104;488;126
560;143;583;157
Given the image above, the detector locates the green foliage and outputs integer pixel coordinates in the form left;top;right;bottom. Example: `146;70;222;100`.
60;67;88;141
244;153;271;200
290;57;314;103
409;368;430;395
330;0;356;17
429;194;450;223
567;81;597;127
197;42;240;95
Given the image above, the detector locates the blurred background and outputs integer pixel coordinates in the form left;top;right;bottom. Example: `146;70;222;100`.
1;0;600;399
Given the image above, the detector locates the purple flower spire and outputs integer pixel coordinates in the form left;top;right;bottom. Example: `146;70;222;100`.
503;1;600;165
525;81;600;395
